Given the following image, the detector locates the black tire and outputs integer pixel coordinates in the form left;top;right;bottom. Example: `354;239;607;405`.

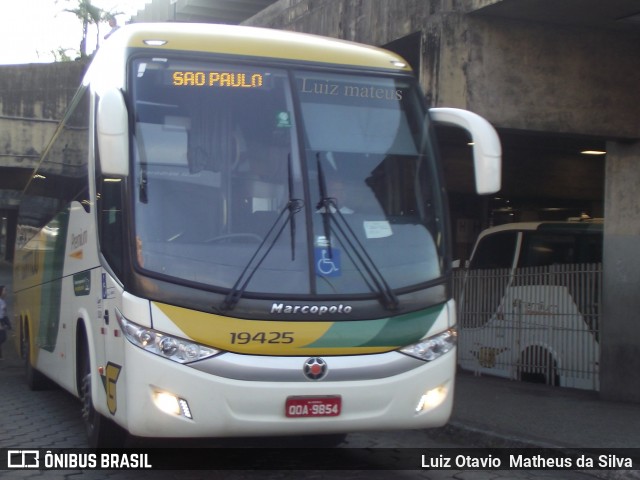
79;339;127;448
23;324;52;391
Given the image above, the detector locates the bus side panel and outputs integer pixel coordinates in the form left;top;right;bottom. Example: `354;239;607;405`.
505;284;599;390
86;283;151;427
459;272;600;390
14;208;70;380
60;201;101;394
14;201;101;394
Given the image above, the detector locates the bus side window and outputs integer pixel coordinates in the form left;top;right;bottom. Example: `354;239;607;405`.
518;233;576;267
99;178;124;279
579;234;603;264
469;231;518;270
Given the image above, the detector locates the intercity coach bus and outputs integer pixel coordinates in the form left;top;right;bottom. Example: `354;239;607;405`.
13;23;501;447
457;221;602;391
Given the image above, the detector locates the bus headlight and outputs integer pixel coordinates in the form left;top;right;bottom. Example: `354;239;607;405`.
117;311;220;364
400;328;457;362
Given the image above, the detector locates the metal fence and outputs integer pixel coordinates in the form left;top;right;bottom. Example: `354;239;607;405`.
453;263;602;391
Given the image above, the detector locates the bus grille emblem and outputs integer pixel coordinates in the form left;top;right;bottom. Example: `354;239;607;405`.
303;357;327;381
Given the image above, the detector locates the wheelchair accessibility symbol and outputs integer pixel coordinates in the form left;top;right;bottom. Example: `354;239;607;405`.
315;247;341;277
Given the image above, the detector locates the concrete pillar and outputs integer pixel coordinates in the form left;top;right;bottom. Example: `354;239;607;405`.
601;140;640;402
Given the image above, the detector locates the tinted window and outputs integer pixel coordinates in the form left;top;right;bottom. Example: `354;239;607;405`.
129;57;444;297
469;231;517;270
579;234;603;263
519;232;602;267
98;178;125;279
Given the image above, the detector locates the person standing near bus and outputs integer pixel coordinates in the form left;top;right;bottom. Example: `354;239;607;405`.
0;285;9;360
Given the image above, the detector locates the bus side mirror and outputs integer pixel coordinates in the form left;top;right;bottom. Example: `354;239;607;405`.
429;107;501;195
97;88;129;177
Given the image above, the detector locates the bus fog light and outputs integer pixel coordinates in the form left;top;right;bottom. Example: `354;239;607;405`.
153;391;192;419
415;385;448;413
178;398;192;419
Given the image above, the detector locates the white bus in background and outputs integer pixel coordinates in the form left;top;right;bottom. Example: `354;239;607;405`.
457;221;603;391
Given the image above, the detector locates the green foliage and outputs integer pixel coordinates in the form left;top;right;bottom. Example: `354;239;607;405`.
51;47;78;62
56;0;120;59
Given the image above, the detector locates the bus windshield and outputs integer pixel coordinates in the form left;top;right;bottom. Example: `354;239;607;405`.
131;57;445;298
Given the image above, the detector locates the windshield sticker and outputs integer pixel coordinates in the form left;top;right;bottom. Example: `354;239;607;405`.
276;111;292;128
363;220;393;239
315;246;341;277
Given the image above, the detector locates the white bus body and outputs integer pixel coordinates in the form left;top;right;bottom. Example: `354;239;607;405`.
14;23;501;446
458;221;602;391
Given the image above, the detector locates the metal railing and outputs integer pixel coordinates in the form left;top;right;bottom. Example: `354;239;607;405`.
454;263;602;391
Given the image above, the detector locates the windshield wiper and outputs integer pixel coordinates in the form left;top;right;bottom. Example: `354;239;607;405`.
134;127;149;203
316;153;333;258
316;155;399;311
220;155;302;311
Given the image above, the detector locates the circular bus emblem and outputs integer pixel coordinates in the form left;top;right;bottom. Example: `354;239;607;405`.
303;357;327;380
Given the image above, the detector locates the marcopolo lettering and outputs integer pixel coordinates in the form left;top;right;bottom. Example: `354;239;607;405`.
271;303;352;315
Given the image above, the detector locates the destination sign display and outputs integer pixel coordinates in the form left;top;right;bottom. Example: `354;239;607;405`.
172;71;264;88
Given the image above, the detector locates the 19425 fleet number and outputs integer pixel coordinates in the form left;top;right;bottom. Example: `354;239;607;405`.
229;331;295;345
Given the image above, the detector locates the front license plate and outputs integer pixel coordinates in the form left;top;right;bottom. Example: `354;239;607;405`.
285;396;341;418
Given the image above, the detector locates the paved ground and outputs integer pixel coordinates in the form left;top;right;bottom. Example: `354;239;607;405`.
0;360;615;480
445;370;640;449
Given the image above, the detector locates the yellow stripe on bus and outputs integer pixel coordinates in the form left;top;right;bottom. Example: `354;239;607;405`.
117;24;411;72
154;302;392;356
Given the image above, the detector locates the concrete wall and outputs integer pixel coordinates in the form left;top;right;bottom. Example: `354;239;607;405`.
245;0;640;139
602;140;640;402
0;61;87;207
465;16;640;138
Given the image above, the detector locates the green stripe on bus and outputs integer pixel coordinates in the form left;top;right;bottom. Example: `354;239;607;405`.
304;304;444;349
37;208;70;352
